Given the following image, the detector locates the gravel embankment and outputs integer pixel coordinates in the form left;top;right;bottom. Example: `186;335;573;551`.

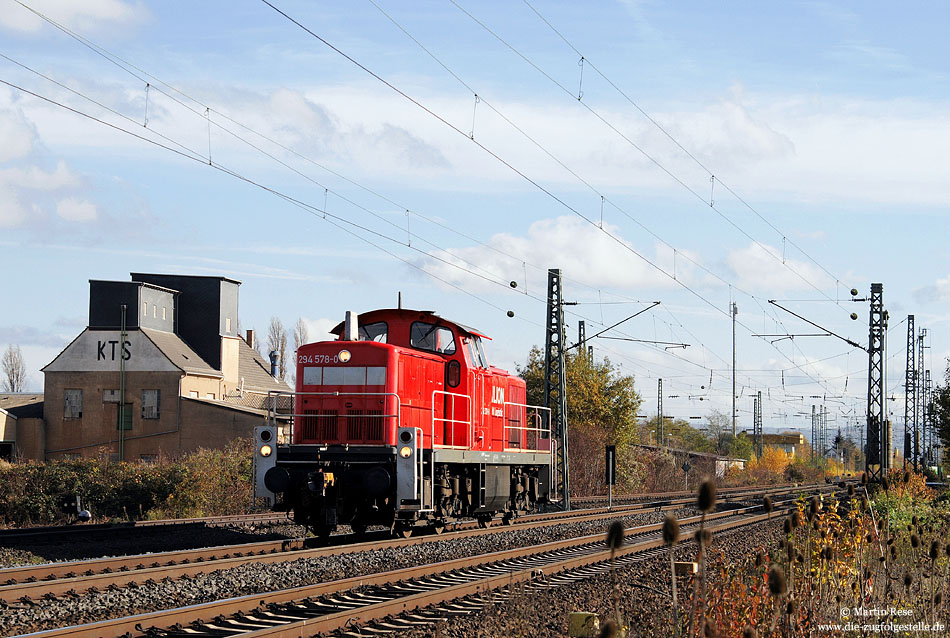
395;517;782;638
1;507;701;637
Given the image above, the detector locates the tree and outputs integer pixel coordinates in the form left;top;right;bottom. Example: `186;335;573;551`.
293;318;309;353
728;432;754;460
267;317;288;382
518;347;642;494
704;409;734;455
2;345;26;392
932;360;950;474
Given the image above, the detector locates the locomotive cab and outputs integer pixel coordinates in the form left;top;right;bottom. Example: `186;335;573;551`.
262;308;554;537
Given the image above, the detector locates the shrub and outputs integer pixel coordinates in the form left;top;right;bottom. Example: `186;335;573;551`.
0;438;254;527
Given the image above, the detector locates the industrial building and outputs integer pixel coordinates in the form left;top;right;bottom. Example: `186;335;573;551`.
12;273;291;461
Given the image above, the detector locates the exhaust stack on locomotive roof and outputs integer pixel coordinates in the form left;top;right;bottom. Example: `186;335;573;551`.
344;310;358;341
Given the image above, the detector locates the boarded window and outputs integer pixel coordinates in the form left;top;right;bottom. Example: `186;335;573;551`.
64;389;82;419
103;389;120;403
142;389;160;419
140;454;158;463
117;403;132;431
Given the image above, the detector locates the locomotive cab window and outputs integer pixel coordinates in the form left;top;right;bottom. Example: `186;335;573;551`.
473;336;489;367
358;321;388;343
410;322;456;355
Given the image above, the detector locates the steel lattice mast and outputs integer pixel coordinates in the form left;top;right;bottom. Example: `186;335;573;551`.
658;378;664;447
865;283;887;480
904;315;916;469
754;390;763;458
544;269;569;509
917;328;926;470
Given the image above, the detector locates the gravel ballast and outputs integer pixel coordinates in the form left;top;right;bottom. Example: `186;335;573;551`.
1;507;701;636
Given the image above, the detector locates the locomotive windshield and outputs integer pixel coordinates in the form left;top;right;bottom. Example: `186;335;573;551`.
463;336;489;368
358;321;388;343
410;321;457;355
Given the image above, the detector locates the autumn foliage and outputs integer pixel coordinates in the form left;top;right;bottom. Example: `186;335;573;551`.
0;438;254;527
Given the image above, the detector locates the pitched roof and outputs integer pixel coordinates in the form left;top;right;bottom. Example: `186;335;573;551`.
0;393;44;418
141;328;222;377
237;338;292;393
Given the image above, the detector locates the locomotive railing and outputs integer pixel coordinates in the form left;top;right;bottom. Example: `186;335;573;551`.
266;390;400;443
431;390;472;449
502;401;552;453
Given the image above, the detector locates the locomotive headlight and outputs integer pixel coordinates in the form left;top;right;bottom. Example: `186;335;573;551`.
339;349;351;362
260;444;273;457
399;445;413;459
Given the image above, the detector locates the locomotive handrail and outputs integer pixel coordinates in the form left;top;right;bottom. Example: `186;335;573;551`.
502;401;552;453
266;390;401;442
431;390;472;449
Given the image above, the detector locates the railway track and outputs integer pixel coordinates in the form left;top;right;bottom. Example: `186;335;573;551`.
0;480;821;546
0;483;824;602
0;512;291;544
13;492;817;638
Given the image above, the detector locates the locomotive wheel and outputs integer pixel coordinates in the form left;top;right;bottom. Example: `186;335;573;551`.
350;523;367;536
433;521;446;535
477;516;492;529
502;512;514;526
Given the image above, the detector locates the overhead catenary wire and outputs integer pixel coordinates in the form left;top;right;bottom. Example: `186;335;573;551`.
263;0;856;403
8;1;869;423
520;0;847;298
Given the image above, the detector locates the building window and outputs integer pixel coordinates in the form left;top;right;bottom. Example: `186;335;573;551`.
64;452;81;460
162;306;166;320
102;389;119;403
143;301;148;316
205;393;215;400
140;454;158;463
64;389;83;419
142;389;160;419
153;304;157;318
225;317;231;333
189;391;198;398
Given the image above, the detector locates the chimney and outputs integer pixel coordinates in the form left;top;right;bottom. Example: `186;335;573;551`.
245;329;255;349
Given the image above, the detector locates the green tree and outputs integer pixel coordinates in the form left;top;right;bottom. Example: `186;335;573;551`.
931;361;950;474
728;432;754;460
518;347;642;494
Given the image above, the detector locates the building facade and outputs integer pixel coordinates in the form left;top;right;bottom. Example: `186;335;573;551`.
32;273;291;461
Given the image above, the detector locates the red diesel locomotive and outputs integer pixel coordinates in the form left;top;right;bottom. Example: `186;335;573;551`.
257;308;555;536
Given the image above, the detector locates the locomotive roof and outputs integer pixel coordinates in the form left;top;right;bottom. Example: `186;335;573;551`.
329;308;490;340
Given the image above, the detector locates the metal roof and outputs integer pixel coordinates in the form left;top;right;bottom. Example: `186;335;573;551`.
329;308;490;339
141;328;222;377
0;394;44;419
236;338;292;393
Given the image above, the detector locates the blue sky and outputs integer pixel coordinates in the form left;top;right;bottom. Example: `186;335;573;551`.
2;0;949;444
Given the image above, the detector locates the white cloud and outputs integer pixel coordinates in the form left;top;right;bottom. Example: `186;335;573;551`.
725;242;835;293
0;182;28;227
913;274;950;304
0;161;83;228
0;0;148;35
301;317;339;344
416;215;695;293
55;197;98;222
0;107;35;161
